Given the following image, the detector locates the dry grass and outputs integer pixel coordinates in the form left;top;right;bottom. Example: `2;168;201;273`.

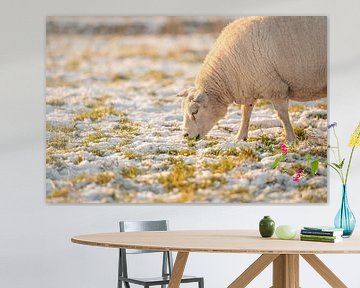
122;166;139;179
74;107;126;121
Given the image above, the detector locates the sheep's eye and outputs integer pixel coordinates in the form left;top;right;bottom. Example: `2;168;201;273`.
191;109;198;120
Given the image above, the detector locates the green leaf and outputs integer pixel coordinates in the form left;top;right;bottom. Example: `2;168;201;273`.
272;156;283;169
332;162;341;169
339;158;345;169
311;160;319;176
304;154;311;161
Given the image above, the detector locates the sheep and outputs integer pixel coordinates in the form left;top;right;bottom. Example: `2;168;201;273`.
178;16;327;143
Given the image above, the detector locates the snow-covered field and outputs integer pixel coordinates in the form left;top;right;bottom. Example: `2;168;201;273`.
46;17;327;204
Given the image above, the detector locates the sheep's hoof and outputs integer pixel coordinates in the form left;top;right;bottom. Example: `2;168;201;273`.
286;136;298;145
235;136;248;142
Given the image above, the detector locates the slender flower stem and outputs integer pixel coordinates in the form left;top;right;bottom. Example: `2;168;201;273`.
333;127;342;162
345;130;360;185
345;145;356;185
330;148;339;165
345;132;360;185
332;127;345;182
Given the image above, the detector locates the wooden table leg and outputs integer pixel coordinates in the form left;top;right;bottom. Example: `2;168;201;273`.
272;254;299;288
228;254;279;288
301;254;347;288
168;252;189;288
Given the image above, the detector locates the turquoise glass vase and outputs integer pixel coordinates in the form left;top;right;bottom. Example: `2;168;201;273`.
334;185;356;237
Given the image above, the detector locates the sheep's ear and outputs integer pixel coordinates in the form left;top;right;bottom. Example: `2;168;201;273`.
176;89;190;97
193;92;208;104
176;87;196;97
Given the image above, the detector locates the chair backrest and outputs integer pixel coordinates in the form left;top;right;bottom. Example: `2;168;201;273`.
118;220;174;282
119;220;169;254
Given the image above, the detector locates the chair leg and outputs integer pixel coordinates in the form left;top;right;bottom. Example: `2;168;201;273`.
199;278;204;288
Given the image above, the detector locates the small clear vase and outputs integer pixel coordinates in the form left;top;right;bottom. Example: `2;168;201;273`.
334;185;356;237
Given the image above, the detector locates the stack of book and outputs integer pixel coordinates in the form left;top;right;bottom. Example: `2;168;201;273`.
300;226;344;243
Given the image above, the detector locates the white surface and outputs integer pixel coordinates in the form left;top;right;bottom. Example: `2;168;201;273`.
1;0;360;287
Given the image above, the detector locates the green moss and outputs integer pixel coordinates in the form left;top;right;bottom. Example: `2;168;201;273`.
89;148;105;157
156;148;196;156
222;187;251;202
47;135;68;150
205;147;259;162
255;134;278;153
113;122;140;135
141;70;170;81
159;159;195;191
117;45;160;60
205;139;219;148
112;117;141;136
294;127;308;142
73;155;84;165
70;172;114;185
46;151;63;166
86;94;114;109
204;158;236;174
316;102;327;110
112;140;131;153
124;151;142;160
46;98;65;106
94;172;114;184
74;107;126;122
46;122;76;133
167;47;205;63
46;77;78;88
65;59;80;70
204;149;222;157
237;147;260;162
49;187;70;198
186;139;197;147
83;131;107;145
122;166;139;179
222;148;239;156
111;74;131;82
307;146;327;158
196;175;227;189
301;192;327;203
255;99;272;108
96;94;112;102
288;104;306;113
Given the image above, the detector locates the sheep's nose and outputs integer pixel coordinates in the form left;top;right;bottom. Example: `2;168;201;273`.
183;133;189;138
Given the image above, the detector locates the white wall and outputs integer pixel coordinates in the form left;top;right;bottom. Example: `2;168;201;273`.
1;0;360;287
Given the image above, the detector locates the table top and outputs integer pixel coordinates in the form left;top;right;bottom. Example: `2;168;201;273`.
71;230;360;254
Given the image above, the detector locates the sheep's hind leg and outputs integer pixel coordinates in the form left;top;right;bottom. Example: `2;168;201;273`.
272;98;297;143
236;103;254;141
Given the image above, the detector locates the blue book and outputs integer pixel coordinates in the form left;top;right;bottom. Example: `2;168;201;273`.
302;226;343;236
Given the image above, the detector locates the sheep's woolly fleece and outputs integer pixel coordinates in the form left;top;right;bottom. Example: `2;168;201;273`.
46;17;327;204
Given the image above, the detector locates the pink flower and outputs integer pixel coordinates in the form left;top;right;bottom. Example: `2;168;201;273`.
279;143;288;156
293;169;305;183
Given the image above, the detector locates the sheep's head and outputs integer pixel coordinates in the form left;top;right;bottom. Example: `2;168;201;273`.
178;87;226;140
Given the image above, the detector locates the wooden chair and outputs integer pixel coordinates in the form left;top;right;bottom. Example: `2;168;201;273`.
118;220;204;288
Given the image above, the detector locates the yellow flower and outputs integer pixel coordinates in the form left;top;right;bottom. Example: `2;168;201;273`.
349;122;360;147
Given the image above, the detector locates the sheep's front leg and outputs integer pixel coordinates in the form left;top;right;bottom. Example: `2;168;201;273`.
272;99;296;143
236;103;254;141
